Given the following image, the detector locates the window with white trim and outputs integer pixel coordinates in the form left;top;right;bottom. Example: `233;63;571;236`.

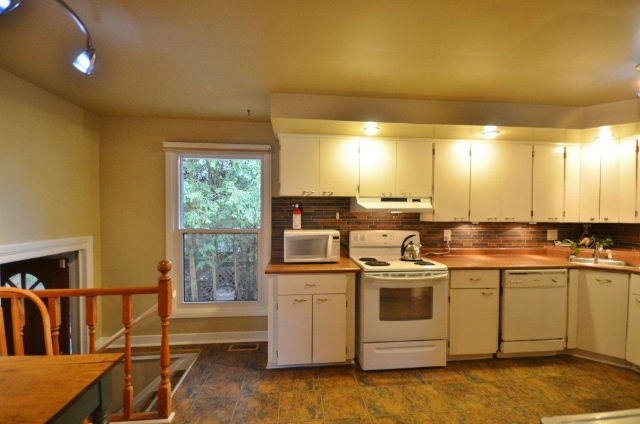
165;144;271;317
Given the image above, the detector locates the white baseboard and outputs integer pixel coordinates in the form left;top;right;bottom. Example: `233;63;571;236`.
97;330;267;350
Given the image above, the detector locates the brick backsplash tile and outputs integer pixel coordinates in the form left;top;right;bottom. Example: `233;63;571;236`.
270;197;634;259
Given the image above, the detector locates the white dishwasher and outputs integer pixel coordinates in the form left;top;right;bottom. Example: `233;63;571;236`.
500;269;568;354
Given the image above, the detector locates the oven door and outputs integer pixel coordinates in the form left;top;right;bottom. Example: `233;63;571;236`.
284;234;333;262
361;273;448;342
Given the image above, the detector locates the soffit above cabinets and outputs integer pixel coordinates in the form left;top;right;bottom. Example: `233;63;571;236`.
273;119;640;144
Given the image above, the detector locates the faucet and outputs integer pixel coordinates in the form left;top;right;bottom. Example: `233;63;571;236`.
594;242;602;264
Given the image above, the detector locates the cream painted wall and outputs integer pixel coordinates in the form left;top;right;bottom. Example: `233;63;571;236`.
99;117;277;335
0;68;101;280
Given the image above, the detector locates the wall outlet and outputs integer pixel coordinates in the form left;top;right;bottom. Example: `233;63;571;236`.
443;229;452;242
547;229;558;241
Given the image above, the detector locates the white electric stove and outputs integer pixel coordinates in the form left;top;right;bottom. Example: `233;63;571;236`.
350;230;449;370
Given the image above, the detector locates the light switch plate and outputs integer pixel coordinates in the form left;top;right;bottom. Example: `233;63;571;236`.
547;229;558;241
443;230;452;241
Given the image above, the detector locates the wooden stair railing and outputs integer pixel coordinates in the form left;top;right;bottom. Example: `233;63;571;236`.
21;260;174;422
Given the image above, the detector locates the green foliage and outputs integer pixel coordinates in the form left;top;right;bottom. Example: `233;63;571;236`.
181;158;262;302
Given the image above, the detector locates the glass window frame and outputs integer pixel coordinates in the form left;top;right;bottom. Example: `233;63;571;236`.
165;147;271;318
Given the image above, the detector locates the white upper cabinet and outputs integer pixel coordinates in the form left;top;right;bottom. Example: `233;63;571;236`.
579;144;601;223
470;143;532;222
564;145;581;222
319;136;359;197
279;134;320;196
396;140;433;198
359;139;396;197
433;141;470;222
619;138;637;223
599;142;620;223
532;145;565;223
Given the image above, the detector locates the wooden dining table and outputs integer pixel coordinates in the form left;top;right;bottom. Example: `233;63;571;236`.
0;353;123;424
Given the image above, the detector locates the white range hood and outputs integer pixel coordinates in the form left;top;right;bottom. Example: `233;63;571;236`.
350;196;433;212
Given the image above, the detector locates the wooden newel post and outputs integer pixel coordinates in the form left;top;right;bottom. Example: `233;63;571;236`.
157;260;173;418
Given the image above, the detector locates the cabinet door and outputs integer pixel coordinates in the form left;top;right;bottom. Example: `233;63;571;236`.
319;137;359;197
619;139;637;223
396;140;432;197
313;294;347;363
577;271;629;359
533;145;564;223
500;144;533;222
627;275;640;366
564;145;581;222
359;139;396;197
470;143;502;222
600;143;620;223
279;135;319;196
433;141;470;222
449;289;499;355
579;144;600;223
276;295;312;365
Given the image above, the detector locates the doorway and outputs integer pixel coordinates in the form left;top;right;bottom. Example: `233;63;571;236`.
0;254;78;354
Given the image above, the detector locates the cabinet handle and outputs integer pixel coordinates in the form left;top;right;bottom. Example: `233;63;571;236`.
305;283;318;288
322;191;334;196
469;278;482;282
595;278;612;285
548;217;558;221
590;217;595;221
316;298;329;302
401;192;412;197
481;292;494;296
293;298;308;303
454;217;465;221
302;190;308;195
504;217;515;220
603;217;609;221
307;190;315;195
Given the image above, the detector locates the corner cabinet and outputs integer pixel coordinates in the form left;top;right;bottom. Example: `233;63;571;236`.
278;134;359;197
577;270;629;359
267;272;355;367
627;274;640;366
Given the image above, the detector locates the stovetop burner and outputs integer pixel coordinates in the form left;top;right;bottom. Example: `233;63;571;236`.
414;260;436;266
400;258;420;262
365;261;390;266
359;257;378;262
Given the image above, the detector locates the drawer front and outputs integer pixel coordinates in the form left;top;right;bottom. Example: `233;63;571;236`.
450;270;500;289
277;273;348;295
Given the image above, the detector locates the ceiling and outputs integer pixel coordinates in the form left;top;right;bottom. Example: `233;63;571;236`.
1;0;639;120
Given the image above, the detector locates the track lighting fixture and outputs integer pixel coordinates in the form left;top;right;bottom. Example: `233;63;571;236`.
0;0;96;75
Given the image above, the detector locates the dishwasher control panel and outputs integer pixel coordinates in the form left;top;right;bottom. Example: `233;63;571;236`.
501;269;568;288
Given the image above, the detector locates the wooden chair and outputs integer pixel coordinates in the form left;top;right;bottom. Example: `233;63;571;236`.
0;287;53;355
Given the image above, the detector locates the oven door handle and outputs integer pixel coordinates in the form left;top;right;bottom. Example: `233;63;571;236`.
367;274;447;287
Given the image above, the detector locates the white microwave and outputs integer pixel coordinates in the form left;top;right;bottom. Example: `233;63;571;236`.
283;229;341;263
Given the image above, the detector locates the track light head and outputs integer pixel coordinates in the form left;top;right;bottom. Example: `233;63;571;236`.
0;0;23;14
73;47;96;75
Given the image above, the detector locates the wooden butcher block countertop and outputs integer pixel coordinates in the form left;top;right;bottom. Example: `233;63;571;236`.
266;257;360;274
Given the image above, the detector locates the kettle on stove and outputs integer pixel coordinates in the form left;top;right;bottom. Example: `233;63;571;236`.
401;234;422;261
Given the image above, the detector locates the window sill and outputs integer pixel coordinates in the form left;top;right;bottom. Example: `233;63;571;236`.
171;302;267;318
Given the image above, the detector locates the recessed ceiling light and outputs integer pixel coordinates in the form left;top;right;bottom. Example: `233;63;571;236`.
363;122;380;136
480;125;500;139
636;63;640;72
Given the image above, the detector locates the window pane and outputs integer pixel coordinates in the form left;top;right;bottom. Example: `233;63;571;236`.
181;157;261;230
183;233;258;302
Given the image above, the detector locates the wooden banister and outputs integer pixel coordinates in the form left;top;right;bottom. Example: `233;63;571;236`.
86;296;98;353
33;286;159;298
157;260;173;418
97;304;158;353
122;294;134;419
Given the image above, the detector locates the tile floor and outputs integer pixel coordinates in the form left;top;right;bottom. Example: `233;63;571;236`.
172;343;640;424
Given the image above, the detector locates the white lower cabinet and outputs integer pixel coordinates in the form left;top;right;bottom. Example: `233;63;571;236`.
577;270;629;359
449;289;499;355
276;295;313;365
627;275;640;366
313;294;347;363
448;270;500;355
269;273;354;367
